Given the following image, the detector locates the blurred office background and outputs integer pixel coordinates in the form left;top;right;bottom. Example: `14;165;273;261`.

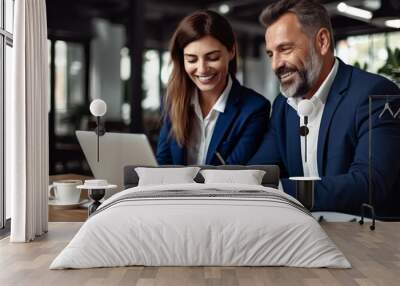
44;0;400;175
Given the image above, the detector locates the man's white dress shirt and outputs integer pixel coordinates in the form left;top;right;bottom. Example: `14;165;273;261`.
286;59;339;177
187;76;233;165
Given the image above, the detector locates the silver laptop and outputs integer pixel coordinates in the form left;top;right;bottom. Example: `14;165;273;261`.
76;131;158;195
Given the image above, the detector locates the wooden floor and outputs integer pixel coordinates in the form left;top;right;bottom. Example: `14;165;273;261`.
0;222;399;286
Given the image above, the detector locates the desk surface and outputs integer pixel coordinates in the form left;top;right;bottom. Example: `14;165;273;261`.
49;174;92;222
48;175;375;223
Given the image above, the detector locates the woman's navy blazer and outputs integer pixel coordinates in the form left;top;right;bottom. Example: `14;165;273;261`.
156;78;271;165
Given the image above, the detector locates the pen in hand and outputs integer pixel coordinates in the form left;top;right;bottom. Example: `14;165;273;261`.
215;152;226;165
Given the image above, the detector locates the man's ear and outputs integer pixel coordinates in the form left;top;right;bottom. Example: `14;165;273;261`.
315;28;331;55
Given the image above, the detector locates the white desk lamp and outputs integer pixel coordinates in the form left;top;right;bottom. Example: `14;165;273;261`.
89;99;107;162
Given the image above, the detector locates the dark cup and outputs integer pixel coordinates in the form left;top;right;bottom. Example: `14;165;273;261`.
290;177;320;210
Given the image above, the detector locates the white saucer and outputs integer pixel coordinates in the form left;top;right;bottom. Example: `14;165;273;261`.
48;198;89;209
77;184;117;190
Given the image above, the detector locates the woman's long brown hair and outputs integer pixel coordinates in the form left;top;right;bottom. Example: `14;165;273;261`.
165;10;238;146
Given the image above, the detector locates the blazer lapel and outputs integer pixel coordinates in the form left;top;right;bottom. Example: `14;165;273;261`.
286;105;303;176
205;79;240;164
317;59;352;174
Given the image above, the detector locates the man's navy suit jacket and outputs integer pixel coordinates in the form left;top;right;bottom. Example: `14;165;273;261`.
250;59;400;217
157;78;271;165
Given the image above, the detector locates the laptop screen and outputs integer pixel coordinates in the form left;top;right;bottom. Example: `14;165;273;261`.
76;131;158;195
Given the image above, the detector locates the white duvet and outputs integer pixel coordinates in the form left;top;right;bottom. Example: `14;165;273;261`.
50;183;351;269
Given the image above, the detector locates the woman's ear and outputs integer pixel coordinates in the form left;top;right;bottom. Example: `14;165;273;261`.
315;28;331;56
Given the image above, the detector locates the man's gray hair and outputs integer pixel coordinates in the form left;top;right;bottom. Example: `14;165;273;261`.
259;0;335;52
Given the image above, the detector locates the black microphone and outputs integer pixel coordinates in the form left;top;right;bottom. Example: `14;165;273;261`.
90;99;107;162
297;99;314;162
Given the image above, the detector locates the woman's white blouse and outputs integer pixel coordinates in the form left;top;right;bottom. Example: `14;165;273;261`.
187;76;233;165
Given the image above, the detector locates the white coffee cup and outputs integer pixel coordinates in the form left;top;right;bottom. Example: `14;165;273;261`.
48;180;82;204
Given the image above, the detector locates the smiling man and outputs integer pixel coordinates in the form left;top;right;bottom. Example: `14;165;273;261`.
249;0;400;217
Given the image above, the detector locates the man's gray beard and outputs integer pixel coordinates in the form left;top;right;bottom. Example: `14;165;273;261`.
280;46;323;98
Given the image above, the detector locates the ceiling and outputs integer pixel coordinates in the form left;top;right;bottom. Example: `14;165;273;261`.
46;0;400;49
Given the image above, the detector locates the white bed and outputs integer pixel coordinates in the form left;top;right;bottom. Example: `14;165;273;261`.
50;183;350;269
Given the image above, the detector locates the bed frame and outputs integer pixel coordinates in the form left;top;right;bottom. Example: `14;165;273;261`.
123;165;280;189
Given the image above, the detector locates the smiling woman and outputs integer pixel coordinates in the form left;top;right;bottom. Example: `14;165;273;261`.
156;10;271;166
183;35;234;116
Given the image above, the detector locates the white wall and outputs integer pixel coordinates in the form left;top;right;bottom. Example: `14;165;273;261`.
89;22;279;121
90;19;125;120
244;45;279;105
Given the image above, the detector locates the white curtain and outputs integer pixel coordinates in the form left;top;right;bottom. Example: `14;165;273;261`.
7;0;49;242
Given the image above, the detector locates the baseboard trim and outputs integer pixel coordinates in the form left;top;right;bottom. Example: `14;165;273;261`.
0;218;11;239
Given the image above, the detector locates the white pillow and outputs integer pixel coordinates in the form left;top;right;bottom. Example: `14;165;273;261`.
135;167;200;186
200;169;266;185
